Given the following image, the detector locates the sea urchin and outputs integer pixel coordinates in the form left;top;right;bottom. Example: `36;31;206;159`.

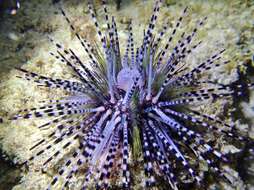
7;0;254;189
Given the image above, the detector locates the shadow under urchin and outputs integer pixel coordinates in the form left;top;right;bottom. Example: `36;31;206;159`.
5;0;254;189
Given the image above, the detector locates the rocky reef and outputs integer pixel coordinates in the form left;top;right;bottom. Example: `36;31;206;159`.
0;0;253;189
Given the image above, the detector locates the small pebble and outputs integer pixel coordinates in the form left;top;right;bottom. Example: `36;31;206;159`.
8;32;19;41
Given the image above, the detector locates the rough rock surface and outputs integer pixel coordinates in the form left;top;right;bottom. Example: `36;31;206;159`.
0;0;253;189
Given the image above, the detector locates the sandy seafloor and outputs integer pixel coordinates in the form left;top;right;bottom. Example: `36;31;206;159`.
0;0;253;189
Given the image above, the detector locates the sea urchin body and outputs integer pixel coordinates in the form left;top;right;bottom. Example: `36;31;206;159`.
7;0;254;189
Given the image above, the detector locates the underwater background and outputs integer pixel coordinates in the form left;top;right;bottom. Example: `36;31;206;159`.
0;0;253;189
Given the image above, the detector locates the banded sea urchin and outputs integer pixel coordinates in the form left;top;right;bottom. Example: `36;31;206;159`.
5;0;254;189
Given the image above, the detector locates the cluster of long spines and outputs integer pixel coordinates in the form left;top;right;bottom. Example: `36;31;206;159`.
188;109;233;129
49;40;107;101
16;68;88;94
146;50;154;100
112;16;121;59
49;29;104;96
101;0;118;67
148;120;201;184
9;0;253;190
152;108;230;162
46;115;100;189
168;50;229;89
68;49;100;83
102;0;110;34
145;111;231;184
165;108;245;142
122;26;132;68
101;0;116;103
100;136;120;188
162;109;231;161
144;121;178;189
144;0;162;49
156;6;188;70
80;111;111;162
180;49;226;80
88;1;106;51
155;84;247;107
59;8;100;71
155;16;208;96
178;134;227;182
11;100;93;120
56;150;80;187
154;75;248;106
141;124;156;187
88;0;127;104
163;35;202;76
152;18;209;99
26;116;87;165
121;115;130;188
152;21;168;52
50;150;85;190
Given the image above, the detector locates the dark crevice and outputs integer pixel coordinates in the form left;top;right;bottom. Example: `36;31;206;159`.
0;149;22;190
